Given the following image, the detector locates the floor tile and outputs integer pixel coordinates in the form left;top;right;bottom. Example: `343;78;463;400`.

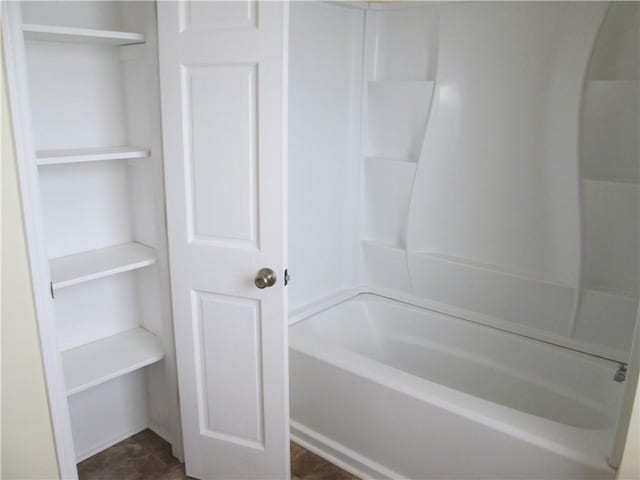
78;429;359;480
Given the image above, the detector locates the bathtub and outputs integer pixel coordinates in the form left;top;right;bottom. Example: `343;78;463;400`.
289;294;623;479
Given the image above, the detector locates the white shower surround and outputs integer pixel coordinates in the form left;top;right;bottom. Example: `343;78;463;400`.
289;1;639;360
288;2;639;479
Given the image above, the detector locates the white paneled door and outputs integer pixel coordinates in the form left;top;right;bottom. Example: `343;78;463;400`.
157;2;289;479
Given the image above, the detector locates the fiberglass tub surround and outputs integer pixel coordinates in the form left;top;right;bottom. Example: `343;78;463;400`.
289;0;639;361
288;1;639;479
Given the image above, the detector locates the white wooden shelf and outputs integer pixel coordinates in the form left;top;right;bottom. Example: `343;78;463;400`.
50;242;156;290
36;146;149;166
23;24;145;46
62;328;164;396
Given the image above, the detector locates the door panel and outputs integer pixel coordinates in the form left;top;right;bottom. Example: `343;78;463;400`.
157;1;289;478
184;63;259;246
180;0;257;31
196;292;264;447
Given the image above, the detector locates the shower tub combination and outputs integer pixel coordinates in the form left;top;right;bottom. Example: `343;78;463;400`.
286;1;637;478
289;294;624;479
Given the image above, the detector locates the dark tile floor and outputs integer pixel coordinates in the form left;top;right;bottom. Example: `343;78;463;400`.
78;429;187;480
290;443;359;480
78;429;359;480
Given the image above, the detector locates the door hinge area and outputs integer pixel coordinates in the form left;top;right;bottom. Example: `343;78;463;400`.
50;281;54;299
284;269;290;286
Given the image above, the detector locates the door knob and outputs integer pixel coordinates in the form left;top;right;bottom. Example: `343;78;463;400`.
254;268;277;289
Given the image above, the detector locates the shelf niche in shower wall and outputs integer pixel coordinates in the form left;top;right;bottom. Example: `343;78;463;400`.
572;287;638;359
580;78;639;297
581;179;639;295
576;68;639;358
581;80;639;180
365;81;434;161
364;157;416;248
368;6;438;82
362;240;412;292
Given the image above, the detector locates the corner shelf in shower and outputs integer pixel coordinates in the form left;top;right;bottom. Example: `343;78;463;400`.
62;327;164;395
366;81;434;161
36;146;150;166
22;23;145;46
50;242;157;290
362;240;412;291
364;157;416;247
571;287;638;361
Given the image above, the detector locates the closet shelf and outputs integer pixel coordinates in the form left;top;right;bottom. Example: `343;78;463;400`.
50;242;156;290
23;24;145;46
36;146;149;166
62;328;164;396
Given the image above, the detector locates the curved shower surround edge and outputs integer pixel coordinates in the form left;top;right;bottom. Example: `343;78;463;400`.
403;2;608;337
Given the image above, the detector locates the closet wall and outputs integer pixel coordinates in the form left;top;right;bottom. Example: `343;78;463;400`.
14;1;180;463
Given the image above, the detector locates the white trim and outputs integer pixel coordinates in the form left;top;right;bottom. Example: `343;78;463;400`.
290;421;403;480
75;424;148;463
288;287;364;325
2;4;78;478
134;1;184;459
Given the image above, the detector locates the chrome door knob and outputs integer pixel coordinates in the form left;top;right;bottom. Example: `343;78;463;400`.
254;268;277;289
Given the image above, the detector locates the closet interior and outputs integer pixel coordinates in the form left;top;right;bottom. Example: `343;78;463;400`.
13;0;180;464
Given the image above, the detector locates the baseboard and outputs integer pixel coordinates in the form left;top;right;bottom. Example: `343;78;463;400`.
75;423;148;463
290;420;404;480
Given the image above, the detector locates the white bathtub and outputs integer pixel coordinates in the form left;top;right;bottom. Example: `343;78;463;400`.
289;294;624;479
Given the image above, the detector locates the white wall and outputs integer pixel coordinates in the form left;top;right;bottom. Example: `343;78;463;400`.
588;2;640;81
1;36;60;479
407;2;605;287
287;2;364;312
